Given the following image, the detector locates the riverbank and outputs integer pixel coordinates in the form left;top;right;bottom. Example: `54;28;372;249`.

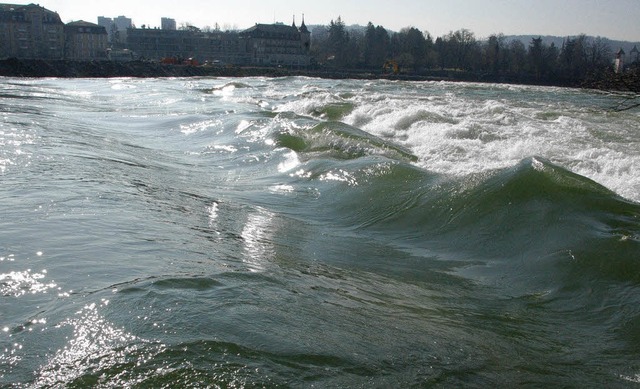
0;58;454;81
0;58;581;87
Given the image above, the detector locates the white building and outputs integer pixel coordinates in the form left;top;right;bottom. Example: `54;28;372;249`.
615;48;625;73
161;17;176;31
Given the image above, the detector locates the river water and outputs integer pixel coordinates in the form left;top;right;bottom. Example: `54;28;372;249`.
1;76;639;387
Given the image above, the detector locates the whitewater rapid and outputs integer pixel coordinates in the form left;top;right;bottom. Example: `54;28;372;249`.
271;80;639;203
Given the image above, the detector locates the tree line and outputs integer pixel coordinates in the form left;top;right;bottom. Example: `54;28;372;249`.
309;17;636;88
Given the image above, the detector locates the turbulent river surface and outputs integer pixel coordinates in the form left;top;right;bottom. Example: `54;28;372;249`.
1;76;640;388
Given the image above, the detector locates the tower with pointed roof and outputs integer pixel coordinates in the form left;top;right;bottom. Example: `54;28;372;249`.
631;45;639;63
615;47;625;73
299;14;310;53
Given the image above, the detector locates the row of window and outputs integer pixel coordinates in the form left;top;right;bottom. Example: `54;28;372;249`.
73;27;104;34
12;45;61;51
255;47;305;55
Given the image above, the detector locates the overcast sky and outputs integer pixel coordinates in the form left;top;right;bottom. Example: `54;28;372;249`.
37;0;640;41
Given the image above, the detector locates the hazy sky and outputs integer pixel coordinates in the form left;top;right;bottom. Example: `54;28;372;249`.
37;0;639;41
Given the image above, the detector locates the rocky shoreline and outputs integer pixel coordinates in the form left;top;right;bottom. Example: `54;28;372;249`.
0;58;578;87
0;58;427;80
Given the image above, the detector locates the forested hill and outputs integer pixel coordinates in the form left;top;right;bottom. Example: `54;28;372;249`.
504;35;640;54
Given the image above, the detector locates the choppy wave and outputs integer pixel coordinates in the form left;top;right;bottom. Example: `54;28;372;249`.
1;76;640;387
273;120;418;162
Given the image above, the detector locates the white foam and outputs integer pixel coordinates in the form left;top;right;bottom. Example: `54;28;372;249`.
265;79;639;202
278;150;301;173
338;82;640;202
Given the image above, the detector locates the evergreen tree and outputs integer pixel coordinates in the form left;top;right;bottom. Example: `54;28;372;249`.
560;35;589;79
528;37;544;79
364;23;390;69
507;40;527;75
397;27;428;71
483;34;504;75
327;17;351;68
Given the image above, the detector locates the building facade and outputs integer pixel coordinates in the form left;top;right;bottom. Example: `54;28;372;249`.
0;3;311;67
126;20;311;67
126;28;197;60
97;16;114;42
126;27;247;64
240;20;311;66
98;15;132;46
0;3;65;59
64;21;108;60
161;17;176;31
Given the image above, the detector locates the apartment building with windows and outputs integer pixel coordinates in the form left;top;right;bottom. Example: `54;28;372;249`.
240;19;311;67
64;21;108;60
0;3;311;67
126;18;311;67
0;3;65;59
161;17;176;31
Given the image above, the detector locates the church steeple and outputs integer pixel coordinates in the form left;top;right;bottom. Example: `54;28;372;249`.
615;47;626;73
292;15;296;28
631;45;639;62
298;13;310;52
299;13;309;34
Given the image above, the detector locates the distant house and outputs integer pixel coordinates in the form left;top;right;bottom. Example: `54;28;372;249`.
64;21;108;60
240;20;311;67
0;3;65;59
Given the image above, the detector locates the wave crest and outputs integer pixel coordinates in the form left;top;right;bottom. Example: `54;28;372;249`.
274;121;418;162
